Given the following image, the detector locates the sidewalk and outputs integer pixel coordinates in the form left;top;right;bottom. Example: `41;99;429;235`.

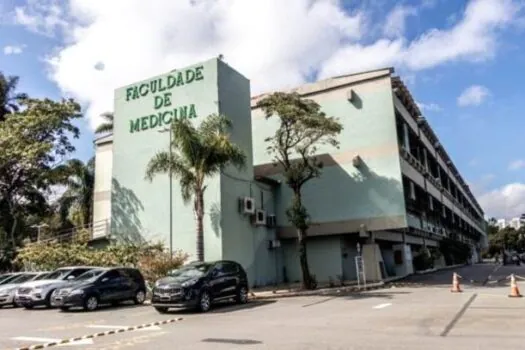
250;263;467;300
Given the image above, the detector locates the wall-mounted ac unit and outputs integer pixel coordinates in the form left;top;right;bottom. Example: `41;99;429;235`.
266;214;277;228
239;197;255;215
347;89;356;102
268;239;281;249
254;209;266;226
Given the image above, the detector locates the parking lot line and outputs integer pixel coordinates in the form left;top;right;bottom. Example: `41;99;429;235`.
11;336;94;346
372;303;392;309
86;325;163;331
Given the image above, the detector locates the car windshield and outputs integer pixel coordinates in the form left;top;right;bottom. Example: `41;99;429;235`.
168;263;213;278
9;273;38;284
74;269;105;282
45;269;72;280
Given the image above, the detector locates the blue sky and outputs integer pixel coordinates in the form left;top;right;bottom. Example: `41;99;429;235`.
1;0;525;218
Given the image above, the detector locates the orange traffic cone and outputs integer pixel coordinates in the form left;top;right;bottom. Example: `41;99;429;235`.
451;272;462;293
508;274;522;298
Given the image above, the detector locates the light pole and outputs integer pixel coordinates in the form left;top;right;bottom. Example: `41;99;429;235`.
31;223;49;242
158;127;173;259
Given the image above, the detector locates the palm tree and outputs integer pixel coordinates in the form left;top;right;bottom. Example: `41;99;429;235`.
0;73;28;121
57;157;95;227
145;114;246;261
95;112;113;134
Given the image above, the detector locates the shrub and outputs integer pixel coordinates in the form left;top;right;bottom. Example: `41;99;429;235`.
14;234;188;283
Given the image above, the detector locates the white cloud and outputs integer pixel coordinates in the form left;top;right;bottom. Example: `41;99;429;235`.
3;44;25;55
478;183;525;218
11;0;523;130
457;85;491;106
417;101;442;112
383;5;418;38
508;159;525;170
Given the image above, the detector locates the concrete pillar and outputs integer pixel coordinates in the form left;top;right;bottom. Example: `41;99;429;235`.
403;123;410;150
393;243;414;277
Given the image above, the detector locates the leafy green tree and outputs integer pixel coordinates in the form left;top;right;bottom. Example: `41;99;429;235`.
95;112;113;134
145;114;246;261
56;157;95;227
0;73;27;121
0;97;81;247
256;92;342;289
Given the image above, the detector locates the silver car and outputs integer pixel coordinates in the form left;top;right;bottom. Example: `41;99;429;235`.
0;272;49;308
16;267;96;309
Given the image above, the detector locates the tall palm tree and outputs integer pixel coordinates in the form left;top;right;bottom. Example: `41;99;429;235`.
145;114;246;261
0;73;28;121
57;157;95;227
95;112;114;134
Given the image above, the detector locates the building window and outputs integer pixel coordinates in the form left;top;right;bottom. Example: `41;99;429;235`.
409;182;416;200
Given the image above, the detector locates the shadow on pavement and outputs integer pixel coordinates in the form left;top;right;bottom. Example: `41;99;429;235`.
162;300;277;315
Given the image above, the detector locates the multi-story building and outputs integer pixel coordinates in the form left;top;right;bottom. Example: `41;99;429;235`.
509;217;522;230
92;58;486;286
496;219;508;230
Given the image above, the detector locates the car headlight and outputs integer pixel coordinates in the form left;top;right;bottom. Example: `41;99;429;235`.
69;289;84;295
33;288;43;294
181;279;198;288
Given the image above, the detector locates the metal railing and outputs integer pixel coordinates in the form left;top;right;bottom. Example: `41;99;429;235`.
33;219;110;244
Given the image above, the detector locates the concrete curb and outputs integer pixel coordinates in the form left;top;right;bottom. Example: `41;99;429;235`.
15;317;184;350
250;264;469;299
250;282;386;300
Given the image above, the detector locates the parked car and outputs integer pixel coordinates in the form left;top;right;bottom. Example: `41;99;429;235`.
52;267;147;311
0;272;49;308
0;273;24;286
16;266;96;309
151;260;249;313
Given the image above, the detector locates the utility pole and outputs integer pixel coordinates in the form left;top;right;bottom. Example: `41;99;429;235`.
158;127;173;259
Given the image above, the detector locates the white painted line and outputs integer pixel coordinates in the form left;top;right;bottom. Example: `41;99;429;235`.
12;337;60;342
11;336;93;346
372;303;392;309
86;324;162;331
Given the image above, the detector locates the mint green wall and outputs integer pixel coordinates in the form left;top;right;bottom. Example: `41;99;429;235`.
111;59;224;261
252;77;407;228
216;61;280;286
282;236;343;283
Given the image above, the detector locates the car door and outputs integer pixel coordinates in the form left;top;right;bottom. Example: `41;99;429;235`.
97;270;121;302
221;262;240;297
208;263;228;299
115;269;134;300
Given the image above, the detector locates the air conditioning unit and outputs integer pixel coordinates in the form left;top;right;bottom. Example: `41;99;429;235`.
239;197;255;215
347;89;356;102
254;209;266;226
266;214;277;228
268;239;281;249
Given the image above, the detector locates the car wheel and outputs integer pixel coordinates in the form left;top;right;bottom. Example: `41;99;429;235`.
133;290;146;305
154;306;168;314
198;290;211;312
83;295;99;311
45;289;56;308
236;286;249;304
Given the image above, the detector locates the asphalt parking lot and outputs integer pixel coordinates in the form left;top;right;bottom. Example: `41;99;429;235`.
2;263;525;350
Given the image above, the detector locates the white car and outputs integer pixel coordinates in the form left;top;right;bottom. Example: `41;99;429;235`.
0;272;49;308
16;267;96;309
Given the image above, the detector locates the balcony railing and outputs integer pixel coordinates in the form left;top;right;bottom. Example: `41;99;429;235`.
31;219;110;244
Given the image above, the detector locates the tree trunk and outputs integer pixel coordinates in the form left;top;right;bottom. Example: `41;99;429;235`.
195;190;205;261
7;199;17;247
292;190;315;290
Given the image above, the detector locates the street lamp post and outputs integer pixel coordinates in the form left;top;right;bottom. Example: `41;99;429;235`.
158;127;173;259
30;223;49;242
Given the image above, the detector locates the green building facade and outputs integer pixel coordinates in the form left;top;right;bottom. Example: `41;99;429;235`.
99;58;486;287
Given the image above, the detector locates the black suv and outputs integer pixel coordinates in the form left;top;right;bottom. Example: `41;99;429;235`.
151;260;249;313
51;267;147;311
